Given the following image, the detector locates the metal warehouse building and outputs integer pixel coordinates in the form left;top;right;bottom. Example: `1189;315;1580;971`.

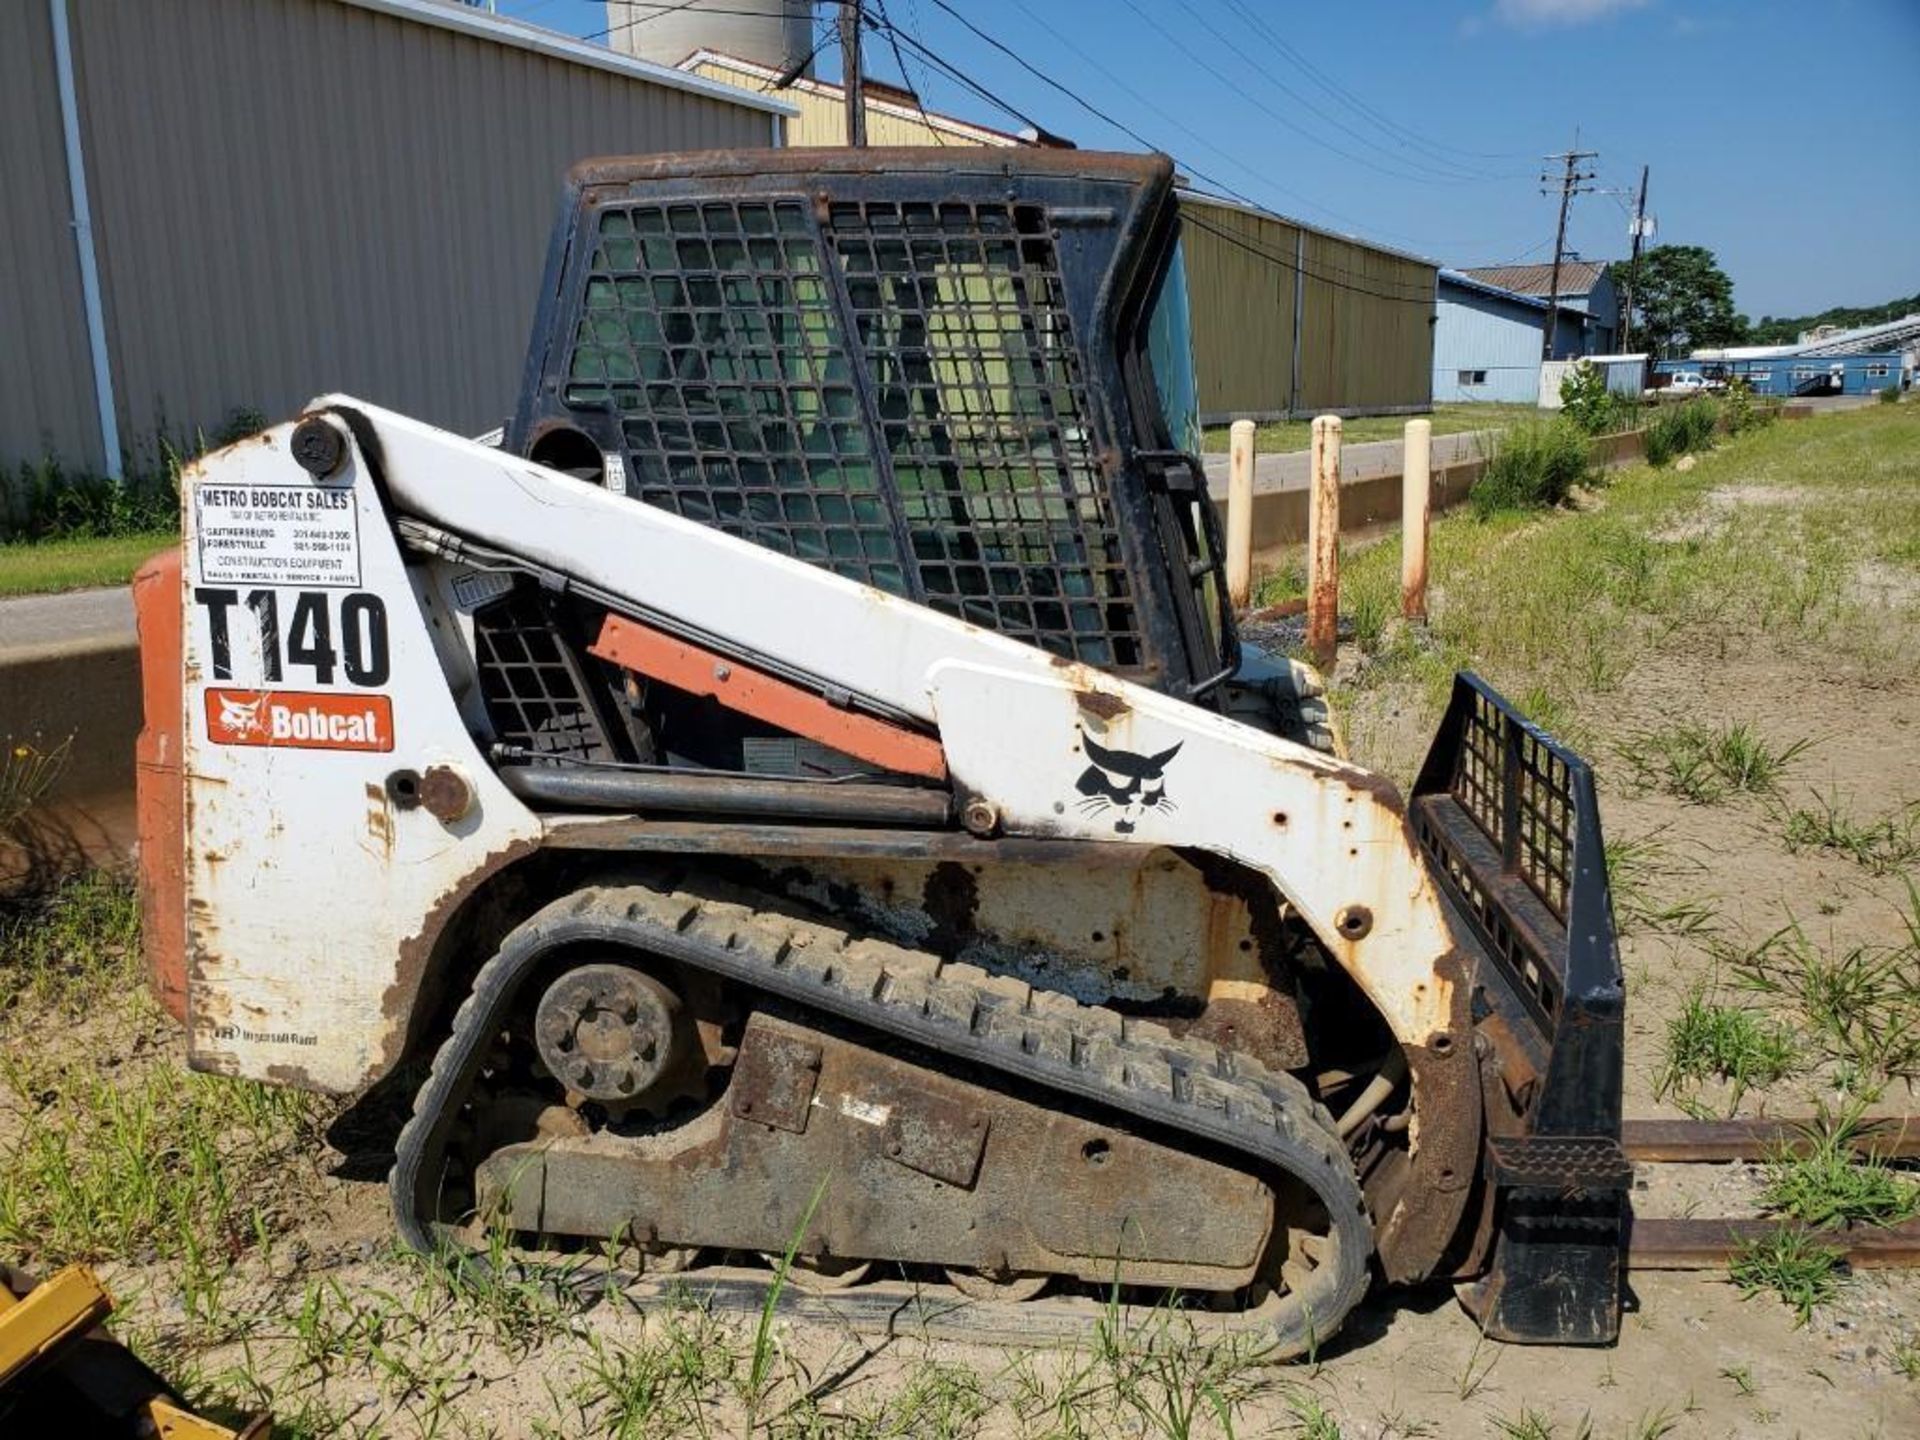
0;0;792;475
1178;196;1438;423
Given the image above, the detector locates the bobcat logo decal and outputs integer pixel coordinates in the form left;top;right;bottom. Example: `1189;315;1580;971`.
216;692;268;740
1074;734;1182;834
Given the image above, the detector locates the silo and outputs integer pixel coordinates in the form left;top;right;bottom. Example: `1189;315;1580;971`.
606;1;815;76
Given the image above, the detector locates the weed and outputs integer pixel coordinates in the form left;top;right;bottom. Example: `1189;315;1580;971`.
879;1362;991;1439
0;736;71;831
1879;381;1904;404
1619;721;1807;803
1453;1328;1500;1401
1;410;262;544
1286;1389;1344;1439
1470;418;1594;516
0;1035;328;1269
1724;890;1920;1081
1494;1411;1593;1440
1254;556;1309;609
1760;1106;1920;1228
1604;832;1718;938
1720;379;1777;436
1719;1364;1756;1395
1729;1224;1845;1326
1644;399;1718;467
0;866;143;1021
744;1173;831;1422
1658;988;1796;1103
1559;360;1637;437
1893;1336;1919;1380
1780;791;1920;877
574;1316;739;1439
1627;1405;1685;1440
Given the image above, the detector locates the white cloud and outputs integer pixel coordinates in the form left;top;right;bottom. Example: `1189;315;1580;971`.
1494;0;1650;26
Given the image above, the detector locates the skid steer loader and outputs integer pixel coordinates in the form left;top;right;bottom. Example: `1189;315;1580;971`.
135;149;1627;1353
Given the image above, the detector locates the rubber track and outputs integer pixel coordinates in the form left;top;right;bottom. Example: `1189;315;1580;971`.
391;883;1374;1354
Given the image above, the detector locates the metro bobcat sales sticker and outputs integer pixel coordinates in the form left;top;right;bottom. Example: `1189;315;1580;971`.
194;482;361;588
205;688;394;752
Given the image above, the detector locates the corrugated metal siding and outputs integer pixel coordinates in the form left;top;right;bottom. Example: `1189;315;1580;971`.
1432;286;1543;404
1181;198;1434;422
1180;202;1298;420
686;56;1016;148
0;3;100;470
1297;230;1433;413
5;0;776;473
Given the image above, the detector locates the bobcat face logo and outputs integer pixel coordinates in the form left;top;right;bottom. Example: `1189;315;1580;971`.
216;692;268;739
1074;734;1182;834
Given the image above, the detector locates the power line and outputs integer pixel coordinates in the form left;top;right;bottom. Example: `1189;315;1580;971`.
584;0;711;44
872;0;947;144
1180;208;1437;307
1210;0;1533;168
585;1;813;47
1004;4;1391;230
1159;0;1519;184
1109;0;1501;188
874;20;1049;136
904;3;1445;288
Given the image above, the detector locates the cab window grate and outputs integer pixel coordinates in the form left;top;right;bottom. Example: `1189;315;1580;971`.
561;194;1140;668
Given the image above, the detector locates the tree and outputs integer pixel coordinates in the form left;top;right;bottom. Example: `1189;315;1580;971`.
1618;245;1745;357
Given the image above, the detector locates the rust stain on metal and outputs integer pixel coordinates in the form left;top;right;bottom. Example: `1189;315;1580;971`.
1306;415;1341;670
1372;948;1481;1285
1074;689;1127;721
883;1087;988;1188
730;1027;822;1134
378;837;540;1073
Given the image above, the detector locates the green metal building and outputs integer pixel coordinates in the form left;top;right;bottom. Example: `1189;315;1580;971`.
1180;194;1438;424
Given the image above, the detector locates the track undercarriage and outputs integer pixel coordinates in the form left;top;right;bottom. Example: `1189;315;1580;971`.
394;880;1378;1350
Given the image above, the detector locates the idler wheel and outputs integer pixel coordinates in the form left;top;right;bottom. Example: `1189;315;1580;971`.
534;962;681;1103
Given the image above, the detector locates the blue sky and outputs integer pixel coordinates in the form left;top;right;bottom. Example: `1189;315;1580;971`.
498;0;1918;319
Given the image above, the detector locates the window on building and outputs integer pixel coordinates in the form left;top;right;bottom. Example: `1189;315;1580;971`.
1457;369;1488;386
1866;363;1891;378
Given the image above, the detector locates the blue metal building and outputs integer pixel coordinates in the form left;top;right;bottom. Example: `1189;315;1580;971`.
1654;352;1905;397
1432;270;1593;403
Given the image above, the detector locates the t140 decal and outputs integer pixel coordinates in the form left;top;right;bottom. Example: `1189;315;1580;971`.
194;588;389;688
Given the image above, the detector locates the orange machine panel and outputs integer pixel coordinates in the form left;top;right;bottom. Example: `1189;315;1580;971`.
133;549;186;1021
589;614;948;783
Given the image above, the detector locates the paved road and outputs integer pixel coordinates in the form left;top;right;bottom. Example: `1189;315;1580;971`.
1201;429;1490;499
0;585;135;659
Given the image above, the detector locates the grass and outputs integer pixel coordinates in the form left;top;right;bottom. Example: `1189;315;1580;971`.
1;736;72;830
1287;401;1920;787
1618;721;1809;805
1604;833;1718;938
1469;417;1594;517
0;529;176;597
1201;402;1541;454
1493;1411;1592;1440
1721;885;1920;1083
1729;1224;1845;1326
1657;989;1797;1108
1644;399;1720;467
1780;791;1920;877
1760;1109;1920;1230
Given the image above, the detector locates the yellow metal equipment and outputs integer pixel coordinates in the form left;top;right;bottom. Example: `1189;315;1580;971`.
0;1265;271;1437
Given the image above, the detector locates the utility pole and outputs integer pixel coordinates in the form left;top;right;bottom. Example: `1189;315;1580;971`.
1540;144;1599;360
1619;165;1651;354
839;1;867;148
